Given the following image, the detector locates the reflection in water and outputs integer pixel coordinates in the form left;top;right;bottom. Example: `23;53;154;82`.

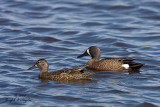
40;78;95;86
55;79;94;86
86;68;141;87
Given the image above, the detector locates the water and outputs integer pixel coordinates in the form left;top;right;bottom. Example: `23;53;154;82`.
0;0;160;107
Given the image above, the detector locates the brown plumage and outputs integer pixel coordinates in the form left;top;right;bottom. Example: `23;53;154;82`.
77;46;143;71
28;59;93;81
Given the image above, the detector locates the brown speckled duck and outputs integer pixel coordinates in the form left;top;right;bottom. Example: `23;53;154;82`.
77;46;143;71
28;59;93;81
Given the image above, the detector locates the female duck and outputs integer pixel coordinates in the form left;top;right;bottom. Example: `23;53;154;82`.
77;46;143;71
28;59;93;81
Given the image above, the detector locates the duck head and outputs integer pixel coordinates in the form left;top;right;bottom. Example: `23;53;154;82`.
77;46;101;60
28;59;49;72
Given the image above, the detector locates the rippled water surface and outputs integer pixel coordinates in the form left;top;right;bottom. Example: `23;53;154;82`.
0;0;160;107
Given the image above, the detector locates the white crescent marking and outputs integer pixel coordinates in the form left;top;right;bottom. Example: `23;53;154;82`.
87;49;91;56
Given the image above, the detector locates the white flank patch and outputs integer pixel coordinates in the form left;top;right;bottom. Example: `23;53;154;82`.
87;49;91;56
122;64;129;69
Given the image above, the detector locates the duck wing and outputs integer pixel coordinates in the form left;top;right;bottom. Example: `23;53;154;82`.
49;65;87;75
102;57;143;70
103;57;135;61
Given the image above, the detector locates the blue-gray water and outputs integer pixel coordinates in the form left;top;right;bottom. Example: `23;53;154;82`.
0;0;160;107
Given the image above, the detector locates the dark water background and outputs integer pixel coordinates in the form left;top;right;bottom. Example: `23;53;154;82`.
0;0;160;107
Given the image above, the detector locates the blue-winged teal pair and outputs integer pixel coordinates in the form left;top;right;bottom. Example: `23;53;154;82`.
28;46;143;80
28;59;93;81
77;46;143;71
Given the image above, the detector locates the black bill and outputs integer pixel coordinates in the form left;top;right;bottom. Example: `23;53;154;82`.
28;64;38;70
77;51;89;58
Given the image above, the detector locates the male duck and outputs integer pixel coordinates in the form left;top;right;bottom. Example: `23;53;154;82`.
77;46;143;71
28;59;93;81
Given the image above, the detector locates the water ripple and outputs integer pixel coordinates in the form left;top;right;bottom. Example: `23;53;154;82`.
0;0;160;107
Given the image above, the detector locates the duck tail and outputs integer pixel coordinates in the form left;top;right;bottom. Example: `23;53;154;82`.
122;57;143;70
127;62;144;70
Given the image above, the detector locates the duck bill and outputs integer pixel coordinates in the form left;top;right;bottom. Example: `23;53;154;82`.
28;64;38;70
77;51;88;58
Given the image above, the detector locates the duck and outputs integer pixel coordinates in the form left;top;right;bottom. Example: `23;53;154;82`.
28;59;93;81
77;46;143;71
